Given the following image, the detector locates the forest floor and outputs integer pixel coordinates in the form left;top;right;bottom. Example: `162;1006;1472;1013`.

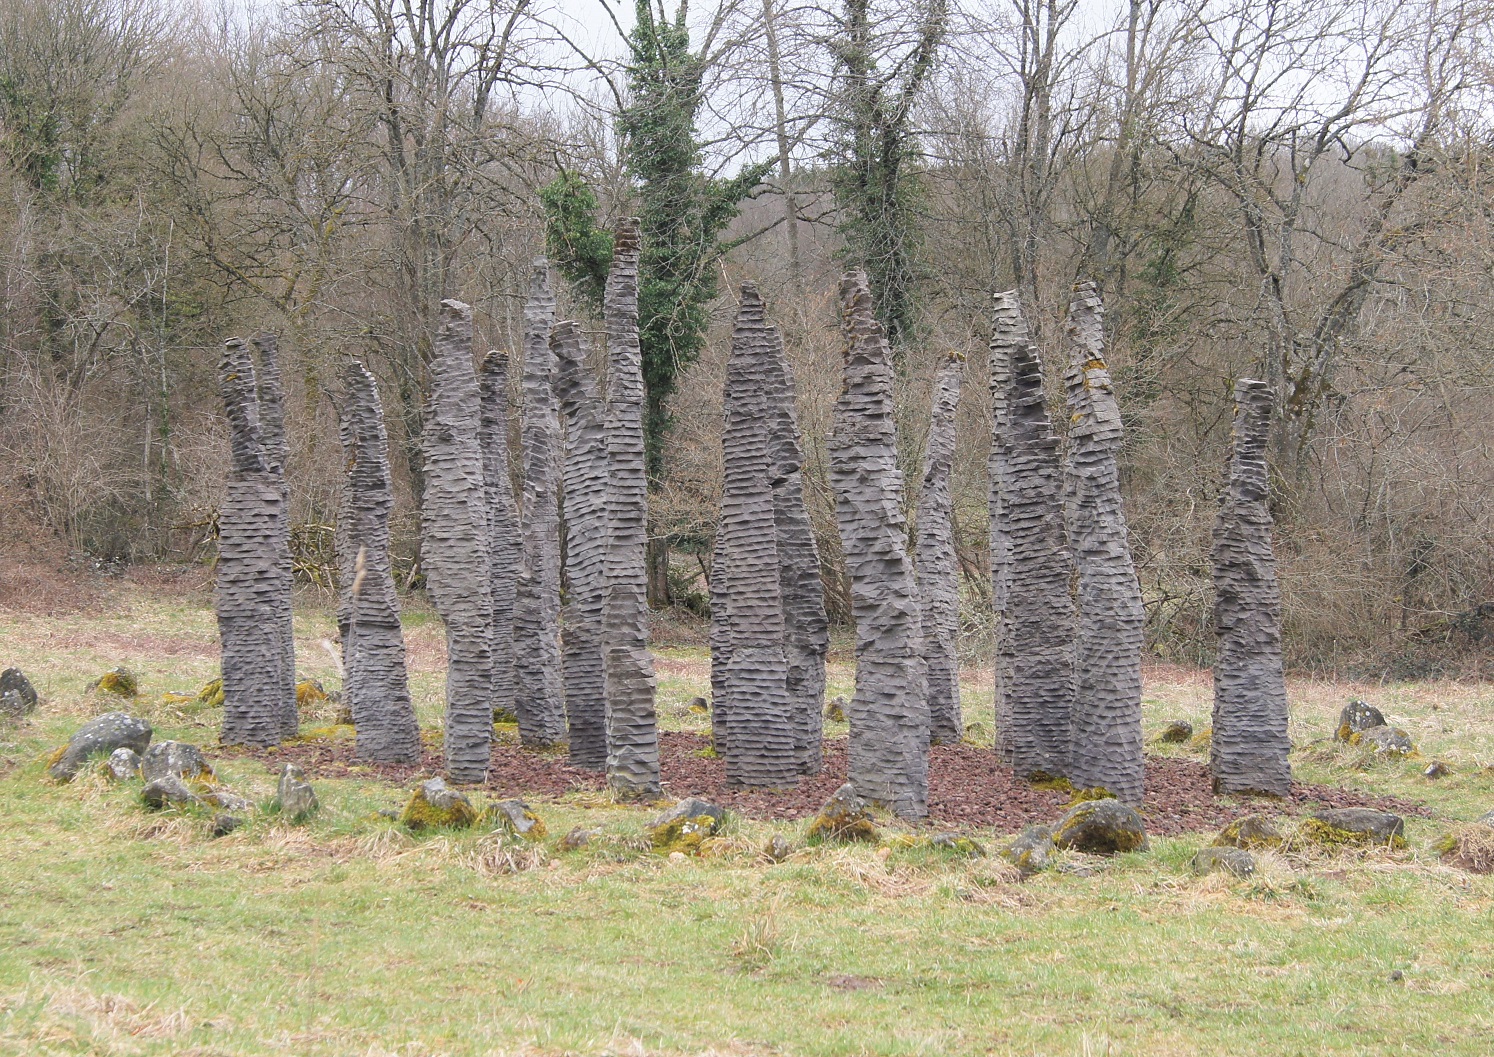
2;572;1493;1056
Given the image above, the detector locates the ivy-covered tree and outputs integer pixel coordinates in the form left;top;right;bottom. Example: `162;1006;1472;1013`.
541;0;772;477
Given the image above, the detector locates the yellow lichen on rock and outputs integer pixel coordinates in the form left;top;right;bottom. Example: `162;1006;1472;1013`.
296;679;330;710
197;679;225;708
88;668;139;698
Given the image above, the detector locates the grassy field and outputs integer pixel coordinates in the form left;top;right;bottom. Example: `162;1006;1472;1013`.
2;579;1493;1056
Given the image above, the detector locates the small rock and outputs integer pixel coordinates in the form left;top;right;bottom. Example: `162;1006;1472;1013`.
668;851;687;863
140;741;215;784
142;774;199;810
1337;699;1387;742
105;747;141;781
490;798;547;840
201;787;253;813
1001;825;1056;876
1192;847;1256;877
296;679;330;710
1302;807;1406;848
687;696;710;714
649;797;725;852
275;763;320;822
1154;720;1193;744
1052;798;1149;855
0;667;39;718
48;712;153;781
1479;809;1494;828
210;814;245;838
196;678;224;708
399;777;476;830
806;783;879;843
557;826;601;851
824;696;847;723
1351;725;1415;759
1214;814;1284;850
762;834;792;863
929;832;986;857
87;666;139;698
1389;969;1404;983
1424;760;1450;779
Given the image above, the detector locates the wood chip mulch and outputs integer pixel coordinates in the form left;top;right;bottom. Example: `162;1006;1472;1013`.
230;730;1430;836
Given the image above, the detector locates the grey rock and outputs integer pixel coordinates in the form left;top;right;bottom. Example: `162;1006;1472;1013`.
1337;699;1386;740
929;832;985;857
1308;807;1405;846
401;776;479;829
142;774;199;810
829;273;928;820
806;782;879;843
557;826;601;851
651;797;726;830
917;353;965;745
1192;847;1256;877
763;834;792;863
687;696;709;714
105;747;141;781
210;814;245;837
1356;725;1414;758
479;350;521;747
275;763;319;822
423;300;495;782
1210;379;1291;796
601;219;661;799
553;320;609;770
336;361;421;763
201;787;253;813
1424;760;1450;779
1001;825;1056;876
86;666;139;698
49;712;153;781
490;798;546;840
1214;814;1283;849
1155;721;1194;744
0;667;38;718
140;741;214;784
825;696;847;723
1062;284;1144;803
1052;798;1149;854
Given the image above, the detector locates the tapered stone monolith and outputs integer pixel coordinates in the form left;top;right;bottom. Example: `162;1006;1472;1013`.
480;351;521;729
917;352;964;745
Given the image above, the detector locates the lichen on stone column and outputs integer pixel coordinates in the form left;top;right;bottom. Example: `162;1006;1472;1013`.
552;320;608;771
601;218;661;798
512;261;568;749
917;352;965;746
421;299;494;783
479;350;521;732
828;271;928;821
1061;283;1144;803
335;360;420;763
1210;378;1292;796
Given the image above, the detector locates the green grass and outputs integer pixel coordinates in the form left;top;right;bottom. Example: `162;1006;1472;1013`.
2;581;1493;1056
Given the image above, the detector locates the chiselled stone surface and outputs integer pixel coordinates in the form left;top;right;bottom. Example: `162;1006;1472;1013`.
422;300;494;783
1210;379;1292;796
480;351;521;736
1062;284;1144;803
512;262;567;750
553;321;609;770
761;320;829;775
601;219;661;798
716;285;797;788
992;291;1075;781
217;338;297;747
250;334;297;740
335;361;420;763
987;294;1019;764
916;353;964;746
828;272;928;821
708;527;731;754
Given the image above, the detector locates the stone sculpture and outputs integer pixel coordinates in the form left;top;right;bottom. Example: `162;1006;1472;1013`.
479;351;521;729
1210;378;1292;796
916;352;965;745
335;360;421;762
251;333;297;736
1061;283;1144;802
988;294;1019;763
828;271;928;821
421;299;493;783
601;218;661;798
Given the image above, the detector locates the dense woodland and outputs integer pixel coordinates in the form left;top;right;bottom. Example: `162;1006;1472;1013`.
1;0;1491;674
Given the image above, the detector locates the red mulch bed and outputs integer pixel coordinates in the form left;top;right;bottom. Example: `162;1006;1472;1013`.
230;731;1430;836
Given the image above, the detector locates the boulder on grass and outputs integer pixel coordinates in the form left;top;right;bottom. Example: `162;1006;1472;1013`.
929;832;986;857
1153;720;1193;744
399;777;477;830
1424;761;1450;779
1336;700;1386;742
105;747;141;781
48;712;153;781
140;741;215;784
649;797;725;853
1001;825;1056;876
490;799;547;840
0;668;38;718
86;667;138;698
201;787;253;812
275;763;320;822
1214;814;1283;850
1350;725;1415;759
824;696;847;723
1192;847;1256;877
806;783;878;844
295;679;330;711
557;826;601;852
142;774;200;810
1052;798;1149;855
1479;809;1494;828
687;696;710;715
762;834;792;863
210;814;245;838
1301;807;1405;849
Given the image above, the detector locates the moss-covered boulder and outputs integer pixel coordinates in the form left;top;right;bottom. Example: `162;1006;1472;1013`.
1300;807;1405;849
1214;814;1283;850
687;696;710;715
0;668;38;718
48;712;153;782
1052;798;1149;855
140;741;215;784
824;696;847;723
1423;760;1450;779
928;832;986;857
490;798;547;840
762;834;792;863
806;783;878;844
1336;699;1387;742
196;678;225;708
400;777;477;830
557;826;601;851
275;763;320;823
295;679;330;711
649;797;725;853
87;667;139;698
1153;720;1193;744
142;774;201;811
1186;726;1212;750
1001;825;1056;876
1350;725;1415;759
1192;847;1256;877
210;814;245;838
